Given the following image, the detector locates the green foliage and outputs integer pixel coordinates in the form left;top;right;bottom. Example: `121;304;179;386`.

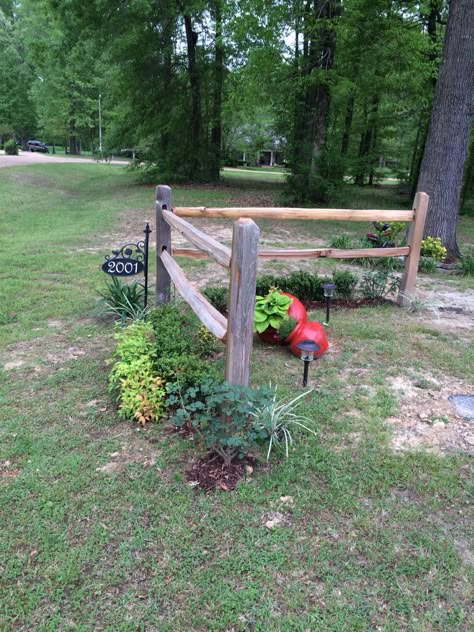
109;322;165;425
3;139;18;155
360;271;400;300
168;380;273;465
96;276;146;325
329;234;353;249
276;316;298;340
254;289;292;333
148;304;219;390
332;270;358;299
202;286;228;313
420;236;446;261
249;388;316;461
418;256;438;273
460;255;474;276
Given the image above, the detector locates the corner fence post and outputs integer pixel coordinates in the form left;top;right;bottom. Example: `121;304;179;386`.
156;185;172;305
225;218;260;386
397;192;429;307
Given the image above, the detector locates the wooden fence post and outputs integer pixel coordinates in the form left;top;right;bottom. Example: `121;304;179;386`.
225;218;260;386
398;192;429;307
156;185;172;305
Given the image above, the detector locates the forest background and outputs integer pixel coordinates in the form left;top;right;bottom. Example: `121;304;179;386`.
1;0;473;255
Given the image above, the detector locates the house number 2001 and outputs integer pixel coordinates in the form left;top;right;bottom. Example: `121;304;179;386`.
101;257;144;277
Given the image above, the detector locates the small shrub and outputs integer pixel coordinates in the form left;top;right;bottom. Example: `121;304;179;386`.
255;274;279;296
109;322;165;425
420;236;446;261
276;316;298;340
4;140;18;156
460;255;474;277
329;234;353;249
168;380;273;465
96;276;146;324
418;256;437;273
360;271;400;300
332;270;358;299
149;304;219;390
202;286;228;313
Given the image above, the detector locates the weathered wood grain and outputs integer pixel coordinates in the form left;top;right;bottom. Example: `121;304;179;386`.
225;219;260;386
174;206;415;222
398;192;429;306
172;246;409;260
155;185;172;305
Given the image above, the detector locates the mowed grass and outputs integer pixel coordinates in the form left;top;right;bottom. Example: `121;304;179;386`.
0;164;473;631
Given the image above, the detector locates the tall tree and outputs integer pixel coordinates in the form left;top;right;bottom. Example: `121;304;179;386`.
416;0;474;256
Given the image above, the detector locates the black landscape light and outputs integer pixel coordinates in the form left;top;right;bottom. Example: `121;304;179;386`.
323;282;336;325
295;339;320;387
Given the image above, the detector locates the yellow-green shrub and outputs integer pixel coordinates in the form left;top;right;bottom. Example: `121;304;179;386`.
420;236;446;261
109;322;165;425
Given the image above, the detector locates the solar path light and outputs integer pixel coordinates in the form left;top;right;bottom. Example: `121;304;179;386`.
295;339;320;387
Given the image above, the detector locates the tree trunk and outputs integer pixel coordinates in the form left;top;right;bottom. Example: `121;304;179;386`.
416;0;474;257
182;12;201;180
69;119;78;155
210;0;223;182
341;94;355;155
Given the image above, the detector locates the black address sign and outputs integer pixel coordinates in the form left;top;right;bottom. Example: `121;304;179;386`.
101;257;144;276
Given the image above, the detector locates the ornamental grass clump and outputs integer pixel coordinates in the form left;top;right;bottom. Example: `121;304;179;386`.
249;387;316;461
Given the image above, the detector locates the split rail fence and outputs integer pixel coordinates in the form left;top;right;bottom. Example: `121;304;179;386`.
155;184;429;386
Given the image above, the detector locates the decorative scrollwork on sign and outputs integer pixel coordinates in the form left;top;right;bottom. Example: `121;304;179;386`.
105;241;146;263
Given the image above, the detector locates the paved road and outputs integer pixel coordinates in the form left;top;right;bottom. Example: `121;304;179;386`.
0;150;128;168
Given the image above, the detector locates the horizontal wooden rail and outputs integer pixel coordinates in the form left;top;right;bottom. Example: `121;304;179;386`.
172;246;410;260
162;208;231;268
173;206;415;222
160;250;227;340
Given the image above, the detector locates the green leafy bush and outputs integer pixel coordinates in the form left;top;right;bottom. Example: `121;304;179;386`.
96;276;146;324
420;236;446;261
332;270;358;299
202;286;228;314
360;271;400;300
148;304;219;390
460;255;474;276
4;140;18;156
168;380;273;465
109;322;165;425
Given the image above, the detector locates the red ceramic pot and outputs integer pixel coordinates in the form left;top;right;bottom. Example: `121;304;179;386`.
289;320;328;357
257;292;307;345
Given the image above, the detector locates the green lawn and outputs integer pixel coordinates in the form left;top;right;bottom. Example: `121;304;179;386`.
0;164;473;631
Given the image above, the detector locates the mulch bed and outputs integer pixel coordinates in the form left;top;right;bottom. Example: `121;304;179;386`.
185;454;256;492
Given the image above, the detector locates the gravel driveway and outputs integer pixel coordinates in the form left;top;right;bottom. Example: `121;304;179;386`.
0;150;128;168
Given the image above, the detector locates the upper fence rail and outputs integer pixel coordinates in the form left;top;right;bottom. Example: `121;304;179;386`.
173;206;415;222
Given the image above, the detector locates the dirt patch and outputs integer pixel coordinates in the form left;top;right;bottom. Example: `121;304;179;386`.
2;325;112;373
386;374;474;455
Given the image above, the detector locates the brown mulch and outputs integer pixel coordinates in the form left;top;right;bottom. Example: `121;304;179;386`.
185;454;256;492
